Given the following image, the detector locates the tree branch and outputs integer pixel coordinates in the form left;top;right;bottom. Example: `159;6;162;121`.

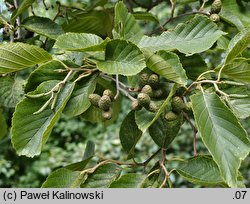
159;149;169;188
13;0;21;39
183;112;198;156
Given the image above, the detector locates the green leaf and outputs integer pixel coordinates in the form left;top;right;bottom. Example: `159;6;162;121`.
133;12;159;24
190;91;250;187
25;60;68;93
11;0;35;22
179;54;208;81
220;0;250;30
149;112;183;148
135;84;177;133
119;111;142;158
63;10;113;37
11;81;75;157
225;27;250;64
228;97;250;120
0;43;52;74
97;40;146;76
0;110;8;140
82;140;95;160
0;14;9;26
217;36;230;50
0;76;25;108
113;2;144;44
221;58;250;83
138;15;225;55
81;163;122;188
22;16;64;40
109;173;146;188
42;168;83;188
64;74;98;117
55;33;108;52
222;86;250;119
65;141;95;171
176;155;225;186
144;51;187;85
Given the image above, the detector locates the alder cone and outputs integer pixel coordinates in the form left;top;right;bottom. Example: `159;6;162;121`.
88;93;101;107
102;109;113;120
139;73;149;88
137;93;151;107
171;96;185;113
131;100;142;111
165;111;178;121
148;74;159;88
147;101;159;112
103;89;114;101
141;85;153;97
184;101;192;113
98;95;112;111
210;14;220;22
211;0;222;14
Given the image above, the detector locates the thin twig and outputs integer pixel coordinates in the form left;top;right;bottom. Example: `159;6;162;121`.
13;0;21;39
115;74;120;100
42;0;49;10
159;149;169;188
101;74;137;101
96;154;144;167
183;112;198;157
133;148;161;167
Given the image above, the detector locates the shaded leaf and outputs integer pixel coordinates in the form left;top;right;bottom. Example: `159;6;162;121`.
191;91;250;187
97;39;146;76
11;0;35;22
0;76;25;108
176;155;225;186
225;27;250;64
65;141;95;171
217;36;230;50
22;16;64;40
222;86;250;119
11;81;75;157
138;15;225;55
109;173;146;188
119;111;142;158
144;50;187;85
0;43;52;74
42;168;83;188
81;163;122;188
133;12;159;23
220;0;250;30
0;110;8;140
179;54;208;81
149;112;182;148
0;14;9;25
55;33;108;52
63;10;113;38
222;58;250;83
228;97;250;120
113;2;144;44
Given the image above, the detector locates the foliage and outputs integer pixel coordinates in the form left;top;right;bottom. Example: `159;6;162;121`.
0;0;250;188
